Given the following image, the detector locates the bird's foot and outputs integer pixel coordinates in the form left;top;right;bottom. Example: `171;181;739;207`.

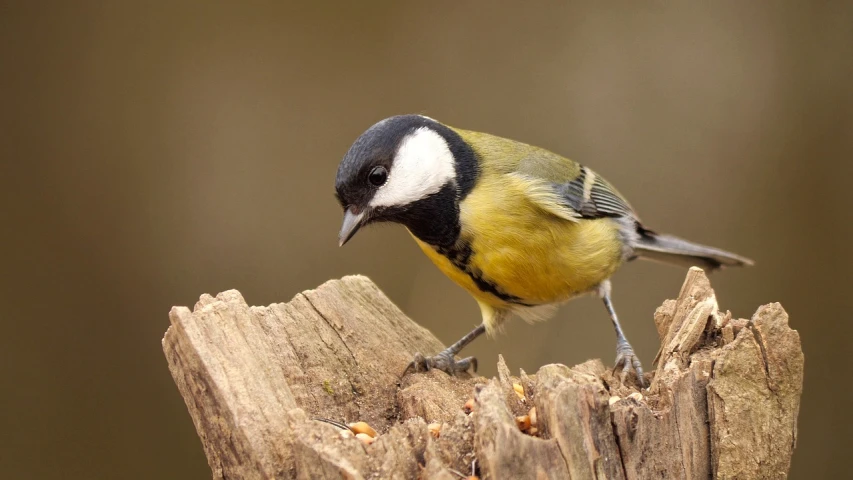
402;349;478;377
614;340;646;388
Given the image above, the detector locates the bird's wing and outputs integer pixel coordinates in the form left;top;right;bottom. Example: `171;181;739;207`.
509;149;638;221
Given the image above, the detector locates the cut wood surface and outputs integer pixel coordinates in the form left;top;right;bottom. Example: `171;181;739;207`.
162;268;803;479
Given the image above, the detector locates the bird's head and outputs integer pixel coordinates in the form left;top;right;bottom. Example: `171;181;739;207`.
334;115;477;247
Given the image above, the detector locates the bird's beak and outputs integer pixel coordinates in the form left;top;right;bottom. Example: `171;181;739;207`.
338;207;366;247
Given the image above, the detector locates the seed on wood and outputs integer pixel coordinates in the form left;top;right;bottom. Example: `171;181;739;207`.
516;415;531;431
348;421;377;438
512;383;525;400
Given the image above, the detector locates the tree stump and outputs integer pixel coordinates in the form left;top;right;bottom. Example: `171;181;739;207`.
162;268;803;479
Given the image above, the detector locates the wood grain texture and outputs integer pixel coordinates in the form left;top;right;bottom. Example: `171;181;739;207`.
163;269;803;479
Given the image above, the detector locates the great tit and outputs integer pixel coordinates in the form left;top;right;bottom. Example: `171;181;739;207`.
334;114;752;386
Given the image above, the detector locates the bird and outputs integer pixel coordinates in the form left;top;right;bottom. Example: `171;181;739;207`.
334;114;752;387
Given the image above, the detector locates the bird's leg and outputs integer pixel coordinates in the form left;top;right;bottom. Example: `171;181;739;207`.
598;281;646;388
402;323;486;376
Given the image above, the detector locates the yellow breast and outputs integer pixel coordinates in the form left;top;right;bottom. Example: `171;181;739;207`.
411;174;624;310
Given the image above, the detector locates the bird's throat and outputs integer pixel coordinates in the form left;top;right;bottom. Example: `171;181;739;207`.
383;183;461;249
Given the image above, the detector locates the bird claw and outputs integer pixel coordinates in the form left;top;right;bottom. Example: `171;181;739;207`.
614;341;646;388
402;350;478;377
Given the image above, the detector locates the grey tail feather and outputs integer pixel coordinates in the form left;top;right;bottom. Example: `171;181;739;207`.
632;228;754;271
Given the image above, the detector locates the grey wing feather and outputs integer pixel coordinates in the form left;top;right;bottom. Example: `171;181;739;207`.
556;167;637;220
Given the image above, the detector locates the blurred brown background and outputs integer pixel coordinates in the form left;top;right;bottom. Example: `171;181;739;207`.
1;1;851;478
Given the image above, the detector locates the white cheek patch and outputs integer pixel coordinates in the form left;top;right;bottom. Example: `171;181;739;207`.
369;127;457;208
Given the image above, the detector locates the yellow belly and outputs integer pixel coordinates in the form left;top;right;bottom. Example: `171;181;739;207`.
411;178;624;310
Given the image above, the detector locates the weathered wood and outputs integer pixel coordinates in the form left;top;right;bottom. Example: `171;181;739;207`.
163;268;803;479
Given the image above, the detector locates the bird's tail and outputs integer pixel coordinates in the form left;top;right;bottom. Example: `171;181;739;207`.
632;228;754;271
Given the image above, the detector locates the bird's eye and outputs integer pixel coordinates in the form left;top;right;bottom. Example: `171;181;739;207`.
368;166;388;186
